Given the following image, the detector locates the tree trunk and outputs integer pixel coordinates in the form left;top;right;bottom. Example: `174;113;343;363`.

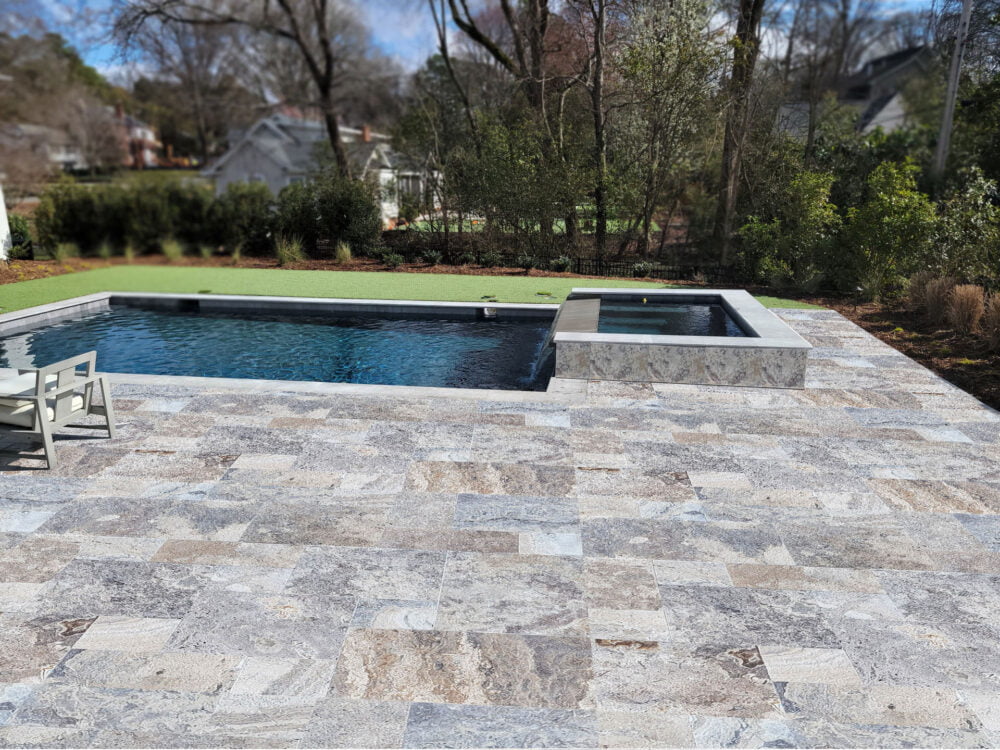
320;93;350;178
715;0;766;266
590;0;608;259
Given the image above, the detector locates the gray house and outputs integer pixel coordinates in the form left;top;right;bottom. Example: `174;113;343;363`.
779;46;932;138
202;113;426;227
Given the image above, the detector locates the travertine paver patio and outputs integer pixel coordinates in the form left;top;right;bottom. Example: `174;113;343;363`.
0;308;998;748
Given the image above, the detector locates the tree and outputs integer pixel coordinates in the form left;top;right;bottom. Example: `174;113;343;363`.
127;20;260;161
114;0;384;177
715;0;767;264
614;0;724;256
65;95;126;173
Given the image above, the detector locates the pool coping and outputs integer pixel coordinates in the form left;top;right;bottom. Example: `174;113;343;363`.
0;292;579;402
554;288;812;349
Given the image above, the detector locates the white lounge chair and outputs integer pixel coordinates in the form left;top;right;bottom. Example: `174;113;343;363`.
0;352;117;469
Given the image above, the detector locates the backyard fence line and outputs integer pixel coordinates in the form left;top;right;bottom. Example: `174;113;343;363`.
377;231;742;282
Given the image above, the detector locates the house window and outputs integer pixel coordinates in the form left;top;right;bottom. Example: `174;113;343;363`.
398;175;421;197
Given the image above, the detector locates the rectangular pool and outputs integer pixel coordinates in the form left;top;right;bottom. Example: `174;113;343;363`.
0;302;554;391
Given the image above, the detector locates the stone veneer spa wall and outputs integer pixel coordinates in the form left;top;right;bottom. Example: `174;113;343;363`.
551;289;811;388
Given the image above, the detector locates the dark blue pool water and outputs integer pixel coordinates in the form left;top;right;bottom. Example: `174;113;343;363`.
598;300;747;337
0;307;553;390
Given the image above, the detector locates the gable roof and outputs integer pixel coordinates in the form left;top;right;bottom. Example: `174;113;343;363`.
203;113;392;178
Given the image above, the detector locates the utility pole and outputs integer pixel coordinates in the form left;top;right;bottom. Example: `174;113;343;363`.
932;0;974;183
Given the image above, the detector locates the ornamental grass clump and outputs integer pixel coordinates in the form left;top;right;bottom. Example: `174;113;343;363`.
983;295;1000;350
275;235;306;266
161;238;185;262
907;270;936;309
947;284;985;335
924;277;957;326
334;241;352;264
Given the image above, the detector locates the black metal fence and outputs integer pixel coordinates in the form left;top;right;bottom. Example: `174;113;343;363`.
377;230;741;282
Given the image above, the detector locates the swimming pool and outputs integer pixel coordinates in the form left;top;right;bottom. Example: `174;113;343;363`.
597;298;747;337
0;303;554;391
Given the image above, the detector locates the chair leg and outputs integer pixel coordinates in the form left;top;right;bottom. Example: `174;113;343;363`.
99;376;117;439
36;404;57;469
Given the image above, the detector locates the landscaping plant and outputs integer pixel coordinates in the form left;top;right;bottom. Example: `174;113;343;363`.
924;277;958;326
334;241;352;264
275;235;306;266
983;295;1000;351
947;285;986;335
161;238;186;262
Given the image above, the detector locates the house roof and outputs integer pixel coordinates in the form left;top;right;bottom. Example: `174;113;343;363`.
839;46;929;101
203;113;392;178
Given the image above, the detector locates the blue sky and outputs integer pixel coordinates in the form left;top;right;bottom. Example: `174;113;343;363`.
47;0;929;81
57;0;439;79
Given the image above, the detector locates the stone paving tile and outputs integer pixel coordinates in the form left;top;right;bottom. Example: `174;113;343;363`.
402;702;598;748
333;629;592;709
2;309;1000;747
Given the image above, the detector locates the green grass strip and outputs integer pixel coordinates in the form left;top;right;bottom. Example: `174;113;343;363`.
0;265;820;313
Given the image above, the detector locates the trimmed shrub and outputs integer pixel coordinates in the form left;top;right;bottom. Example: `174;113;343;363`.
314;173;382;256
275;182;320;255
632;261;653;278
516;252;536;271
382;252;404;269
53;241;79;261
947;284;985;334
422;249;443;266
983;295;1000;350
161;238;185;262
907;270;936;308
163;182;214;251
275;234;306;266
7;213;32;259
211;182;274;255
334;241;352;264
550;255;573;272
457;252;476;266
846;160;937;300
925;277;957;325
480;250;502;267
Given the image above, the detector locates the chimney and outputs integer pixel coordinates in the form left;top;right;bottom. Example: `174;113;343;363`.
361;124;371;143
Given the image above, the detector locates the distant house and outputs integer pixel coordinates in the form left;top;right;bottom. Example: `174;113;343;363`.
0;123;87;171
201;113;428;227
115;107;162;169
780;46;932;137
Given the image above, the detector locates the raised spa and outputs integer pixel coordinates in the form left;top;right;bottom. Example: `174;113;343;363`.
547;288;811;388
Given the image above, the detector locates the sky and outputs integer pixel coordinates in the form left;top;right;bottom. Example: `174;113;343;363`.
34;0;441;81
24;0;931;83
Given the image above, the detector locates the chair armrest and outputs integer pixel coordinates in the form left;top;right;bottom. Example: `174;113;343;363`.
20;373;107;400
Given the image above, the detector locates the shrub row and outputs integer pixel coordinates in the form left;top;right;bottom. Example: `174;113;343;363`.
33;173;381;259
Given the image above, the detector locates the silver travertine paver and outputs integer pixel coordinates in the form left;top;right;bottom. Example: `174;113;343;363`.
1;309;999;747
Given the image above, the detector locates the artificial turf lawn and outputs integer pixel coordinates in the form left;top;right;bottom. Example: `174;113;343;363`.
0;265;819;313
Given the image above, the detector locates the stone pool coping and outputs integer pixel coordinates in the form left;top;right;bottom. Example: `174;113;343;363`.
0;292;577;402
554;288;812;349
